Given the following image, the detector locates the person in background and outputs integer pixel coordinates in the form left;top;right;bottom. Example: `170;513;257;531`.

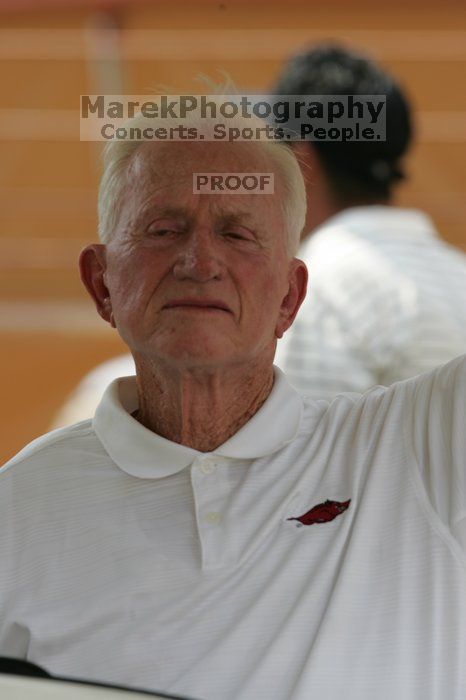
272;43;466;400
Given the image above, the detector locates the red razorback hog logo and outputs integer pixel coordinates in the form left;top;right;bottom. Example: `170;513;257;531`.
287;499;351;526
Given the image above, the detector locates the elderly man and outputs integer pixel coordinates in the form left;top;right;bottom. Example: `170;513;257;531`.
1;113;466;700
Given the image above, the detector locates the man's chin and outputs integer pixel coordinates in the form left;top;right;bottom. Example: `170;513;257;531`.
146;340;239;369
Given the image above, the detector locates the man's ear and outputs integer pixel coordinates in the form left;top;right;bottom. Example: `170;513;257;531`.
275;258;308;339
79;244;116;328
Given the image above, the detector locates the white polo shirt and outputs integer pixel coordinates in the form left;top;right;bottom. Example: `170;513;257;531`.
1;360;466;700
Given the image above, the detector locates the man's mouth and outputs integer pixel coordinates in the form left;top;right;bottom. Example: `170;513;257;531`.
163;299;232;313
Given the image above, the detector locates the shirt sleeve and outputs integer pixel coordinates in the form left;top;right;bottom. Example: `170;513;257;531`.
407;354;466;553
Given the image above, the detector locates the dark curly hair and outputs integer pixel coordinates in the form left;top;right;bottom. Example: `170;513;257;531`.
271;43;413;205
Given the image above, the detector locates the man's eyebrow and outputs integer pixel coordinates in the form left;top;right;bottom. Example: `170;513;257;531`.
135;205;192;227
218;211;257;226
136;206;257;225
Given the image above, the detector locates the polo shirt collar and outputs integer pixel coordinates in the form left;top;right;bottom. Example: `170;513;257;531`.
93;367;303;479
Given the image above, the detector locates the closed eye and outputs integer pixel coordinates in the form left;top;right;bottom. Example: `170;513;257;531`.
149;229;177;237
222;228;255;242
225;232;247;240
146;219;184;238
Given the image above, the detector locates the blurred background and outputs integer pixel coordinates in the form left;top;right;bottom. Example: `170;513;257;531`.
1;0;465;463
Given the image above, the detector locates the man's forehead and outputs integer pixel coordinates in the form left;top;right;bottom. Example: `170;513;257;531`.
126;141;282;221
133;140;276;178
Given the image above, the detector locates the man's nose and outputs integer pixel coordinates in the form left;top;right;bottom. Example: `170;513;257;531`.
172;227;223;282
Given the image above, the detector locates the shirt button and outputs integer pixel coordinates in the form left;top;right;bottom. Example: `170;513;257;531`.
199;459;216;474
205;511;222;525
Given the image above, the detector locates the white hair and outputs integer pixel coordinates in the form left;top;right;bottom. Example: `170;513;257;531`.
97;103;306;257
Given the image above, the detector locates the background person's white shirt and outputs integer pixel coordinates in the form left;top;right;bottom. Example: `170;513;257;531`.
2;359;466;700
275;206;466;399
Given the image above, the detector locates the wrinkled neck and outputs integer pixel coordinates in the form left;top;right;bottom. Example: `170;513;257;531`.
133;358;275;452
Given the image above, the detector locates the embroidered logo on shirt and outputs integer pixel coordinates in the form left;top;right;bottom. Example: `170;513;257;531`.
287;499;351;527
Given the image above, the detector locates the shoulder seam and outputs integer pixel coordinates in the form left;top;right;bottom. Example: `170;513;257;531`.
1;424;95;474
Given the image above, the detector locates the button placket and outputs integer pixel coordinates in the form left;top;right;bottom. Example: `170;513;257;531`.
191;456;229;569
